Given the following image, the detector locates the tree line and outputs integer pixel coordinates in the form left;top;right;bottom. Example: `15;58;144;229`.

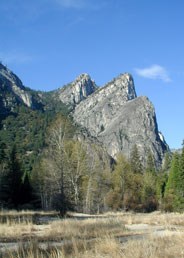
0;114;184;214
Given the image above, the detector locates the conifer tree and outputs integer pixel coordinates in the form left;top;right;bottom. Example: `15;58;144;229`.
146;150;156;174
1;145;23;208
164;152;181;211
130;144;143;174
178;141;184;200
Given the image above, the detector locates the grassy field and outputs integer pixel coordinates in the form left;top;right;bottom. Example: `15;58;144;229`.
0;211;183;257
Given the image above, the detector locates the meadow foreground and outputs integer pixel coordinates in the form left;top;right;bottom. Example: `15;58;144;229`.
0;211;183;257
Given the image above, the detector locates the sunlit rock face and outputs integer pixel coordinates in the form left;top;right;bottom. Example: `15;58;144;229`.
70;73;168;166
55;73;97;107
0;63;34;109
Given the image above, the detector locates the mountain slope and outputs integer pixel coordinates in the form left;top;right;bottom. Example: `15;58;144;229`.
0;64;169;167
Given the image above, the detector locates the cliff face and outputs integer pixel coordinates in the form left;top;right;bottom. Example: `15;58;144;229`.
0;63;41;114
71;73;168;166
73;73;136;136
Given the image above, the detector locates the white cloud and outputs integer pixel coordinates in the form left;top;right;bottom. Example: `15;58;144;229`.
135;65;171;83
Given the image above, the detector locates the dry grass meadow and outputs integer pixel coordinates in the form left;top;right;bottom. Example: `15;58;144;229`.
0;210;183;257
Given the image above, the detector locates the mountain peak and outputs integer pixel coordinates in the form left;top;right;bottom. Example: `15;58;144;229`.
75;73;91;81
56;73;97;107
107;72;137;100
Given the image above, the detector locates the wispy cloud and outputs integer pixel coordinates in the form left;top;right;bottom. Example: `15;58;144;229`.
135;65;171;83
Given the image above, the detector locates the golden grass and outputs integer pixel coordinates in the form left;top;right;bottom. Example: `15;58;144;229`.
103;211;184;226
0;222;34;240
4;233;183;258
0;210;58;217
48;217;127;240
0;211;184;257
121;234;184;258
0;214;128;242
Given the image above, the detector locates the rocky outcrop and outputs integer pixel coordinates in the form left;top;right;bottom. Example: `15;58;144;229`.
0;63;42;112
72;73;168;166
0;63;31;107
55;73;97;108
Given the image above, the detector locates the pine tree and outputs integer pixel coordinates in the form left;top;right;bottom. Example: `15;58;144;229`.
130;144;143;174
178;142;184;195
141;171;157;212
1;145;24;208
177;142;184;209
164;152;181;211
162;152;172;173
146;150;156;174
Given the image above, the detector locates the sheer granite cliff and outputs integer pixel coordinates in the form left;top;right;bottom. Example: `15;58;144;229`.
71;73;168;166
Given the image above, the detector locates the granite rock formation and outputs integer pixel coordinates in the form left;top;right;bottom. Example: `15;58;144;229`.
53;73;97;108
71;73;168;166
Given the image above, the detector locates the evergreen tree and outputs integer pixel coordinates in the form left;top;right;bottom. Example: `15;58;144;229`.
141;171;157;212
164;152;181;211
1;145;23;208
156;172;168;209
20;172;34;207
178;141;184;201
146;150;156;174
130;144;143;174
162;152;172;173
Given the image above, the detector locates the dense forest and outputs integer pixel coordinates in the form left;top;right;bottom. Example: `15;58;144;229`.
0;99;183;215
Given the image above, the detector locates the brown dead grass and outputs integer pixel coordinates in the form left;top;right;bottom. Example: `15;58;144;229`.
120;234;184;258
0;215;128;242
48;217;127;240
0;211;184;258
104;211;184;226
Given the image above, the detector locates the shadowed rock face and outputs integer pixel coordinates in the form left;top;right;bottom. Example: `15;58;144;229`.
71;73;169;166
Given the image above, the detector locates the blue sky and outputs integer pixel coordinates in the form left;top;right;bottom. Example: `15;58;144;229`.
0;0;184;149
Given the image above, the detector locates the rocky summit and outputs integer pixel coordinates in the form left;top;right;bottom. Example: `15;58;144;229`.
54;73;97;108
